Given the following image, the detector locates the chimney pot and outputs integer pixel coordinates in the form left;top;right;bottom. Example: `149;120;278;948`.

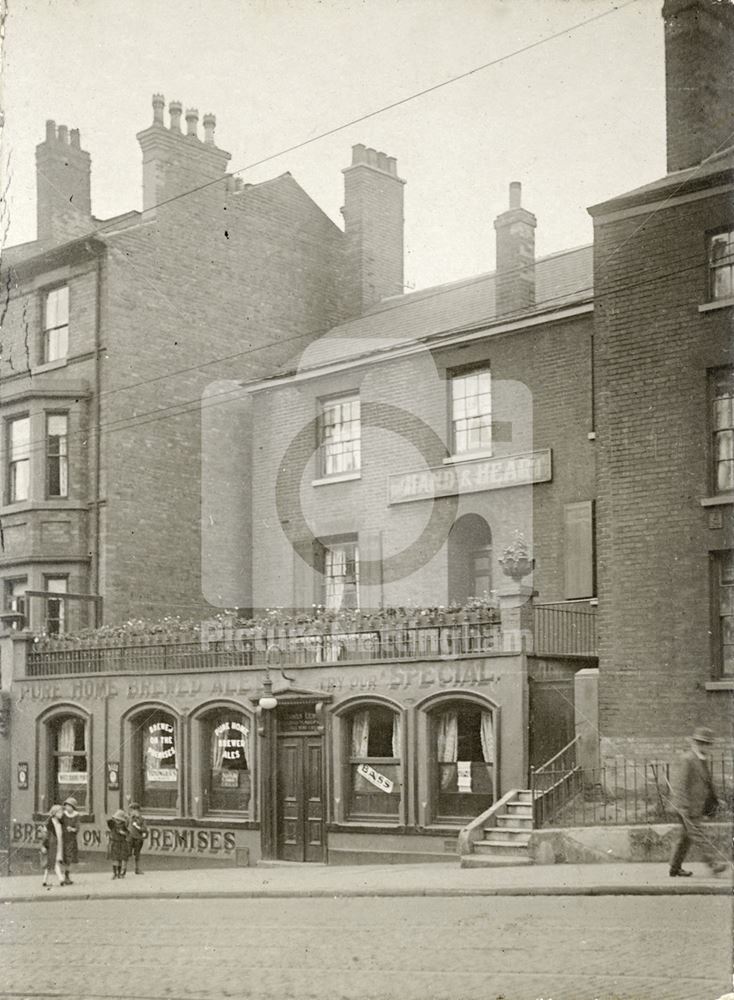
352;143;367;165
366;147;378;167
386;156;397;176
509;181;522;209
70;128;81;149
57;125;69;145
377;151;388;171
45;120;56;142
185;108;199;138
152;93;165;125
202;112;216;145
169;101;183;132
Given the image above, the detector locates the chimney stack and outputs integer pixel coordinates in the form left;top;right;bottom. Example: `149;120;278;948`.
137;94;231;215
35;120;92;245
663;0;734;172
493;182;536;319
340;143;405;317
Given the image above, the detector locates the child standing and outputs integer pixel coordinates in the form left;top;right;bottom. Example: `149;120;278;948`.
127;802;147;874
107;809;130;879
40;805;65;888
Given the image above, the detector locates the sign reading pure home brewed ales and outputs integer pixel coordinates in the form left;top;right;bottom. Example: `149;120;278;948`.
388;449;552;504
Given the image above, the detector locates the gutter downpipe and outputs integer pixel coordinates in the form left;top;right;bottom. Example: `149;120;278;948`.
91;253;103;625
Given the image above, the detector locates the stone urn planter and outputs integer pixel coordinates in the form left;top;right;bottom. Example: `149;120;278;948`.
499;531;535;582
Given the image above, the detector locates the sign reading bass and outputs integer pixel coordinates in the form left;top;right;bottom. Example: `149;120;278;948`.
388;449;551;504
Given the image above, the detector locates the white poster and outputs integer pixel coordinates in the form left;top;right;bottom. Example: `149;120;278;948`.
356;762;394;794
146;768;178;783
457;761;472;793
58;771;87;785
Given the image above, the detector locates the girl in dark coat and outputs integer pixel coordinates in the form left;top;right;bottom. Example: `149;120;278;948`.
61;797;80;885
41;805;65;888
107;809;130;879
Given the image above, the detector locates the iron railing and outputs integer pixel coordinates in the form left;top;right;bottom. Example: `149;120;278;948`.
533;603;597;658
532;754;734;827
26;618;503;677
530;735;581;826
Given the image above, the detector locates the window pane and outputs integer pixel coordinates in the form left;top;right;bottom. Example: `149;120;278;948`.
140;711;178;810
53;715;88;809
45;287;69;328
320;397;360;475
10;418;30;458
206;712;251;814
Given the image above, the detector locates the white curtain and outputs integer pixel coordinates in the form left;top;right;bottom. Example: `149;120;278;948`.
350;710;370;757
437;711;458;762
391;713;401;759
480;711;494;764
58;718;76;772
211;728;225;770
437;711;458;791
326;548;346;610
240;726;250;769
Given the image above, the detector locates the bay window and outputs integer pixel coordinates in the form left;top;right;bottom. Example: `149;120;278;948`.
46;414;69;497
8;416;30;503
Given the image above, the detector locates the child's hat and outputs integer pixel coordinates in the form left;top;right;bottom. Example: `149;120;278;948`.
112;809;127;821
63;796;78;809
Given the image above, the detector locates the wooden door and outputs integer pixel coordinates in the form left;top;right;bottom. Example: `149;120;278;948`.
276;735;324;862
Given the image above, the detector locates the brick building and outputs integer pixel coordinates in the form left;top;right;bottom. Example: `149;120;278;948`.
589;0;734;757
0;101;403;630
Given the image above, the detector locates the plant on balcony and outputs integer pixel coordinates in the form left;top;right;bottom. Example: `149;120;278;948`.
499;531;535;582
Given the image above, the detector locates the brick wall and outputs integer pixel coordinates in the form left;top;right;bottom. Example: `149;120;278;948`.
251;312;594;613
593;186;734;744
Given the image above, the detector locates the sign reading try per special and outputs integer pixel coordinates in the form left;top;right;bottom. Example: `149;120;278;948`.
387;449;552;504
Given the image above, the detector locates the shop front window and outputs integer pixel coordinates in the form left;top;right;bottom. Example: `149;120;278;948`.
133;709;178;811
433;702;494;821
49;714;88;810
346;705;401;820
202;710;251;815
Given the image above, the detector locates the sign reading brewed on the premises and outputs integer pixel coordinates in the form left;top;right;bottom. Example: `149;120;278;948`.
387;450;551;504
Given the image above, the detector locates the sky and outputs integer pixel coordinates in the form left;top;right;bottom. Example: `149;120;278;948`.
1;0;666;291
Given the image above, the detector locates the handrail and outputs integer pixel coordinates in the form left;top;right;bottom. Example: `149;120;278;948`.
457;789;521;856
534;734;579;775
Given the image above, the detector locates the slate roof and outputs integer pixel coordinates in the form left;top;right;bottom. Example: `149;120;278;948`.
269;243;593;379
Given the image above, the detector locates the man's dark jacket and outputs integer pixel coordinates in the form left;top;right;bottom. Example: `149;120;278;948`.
671;750;716;817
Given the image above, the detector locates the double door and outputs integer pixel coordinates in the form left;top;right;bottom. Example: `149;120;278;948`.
276;734;324;862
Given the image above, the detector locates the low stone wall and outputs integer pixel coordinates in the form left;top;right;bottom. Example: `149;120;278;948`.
529;822;733;865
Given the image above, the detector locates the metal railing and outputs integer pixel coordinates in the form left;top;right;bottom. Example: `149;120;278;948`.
532;754;734;828
26;618;503;677
533;603;597;658
530;735;581;826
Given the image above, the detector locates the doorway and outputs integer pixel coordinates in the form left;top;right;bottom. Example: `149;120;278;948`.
276;721;325;862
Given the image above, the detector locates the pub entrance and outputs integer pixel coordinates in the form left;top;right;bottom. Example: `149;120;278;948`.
275;703;325;862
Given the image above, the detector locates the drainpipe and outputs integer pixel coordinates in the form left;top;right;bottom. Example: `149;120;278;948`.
91;254;103;623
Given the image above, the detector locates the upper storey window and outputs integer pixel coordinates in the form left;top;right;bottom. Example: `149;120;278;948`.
319;396;360;476
7;416;30;503
42;286;69;363
709;230;734;301
450;368;492;455
713;369;734;494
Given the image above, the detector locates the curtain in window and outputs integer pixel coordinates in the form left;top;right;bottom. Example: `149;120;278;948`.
437;711;458;762
327;547;347;610
480;711;494;764
211;727;225;770
240;726;250;769
58;718;76;772
391;713;401;759
350;710;370;757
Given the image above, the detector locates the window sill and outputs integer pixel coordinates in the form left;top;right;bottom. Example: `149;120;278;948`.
443;450;493;466
705;680;734;691
699;298;734;313
31;358;68;375
312;472;361;487
700;495;734;507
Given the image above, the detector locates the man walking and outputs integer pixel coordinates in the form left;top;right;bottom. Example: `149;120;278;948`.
669;726;728;877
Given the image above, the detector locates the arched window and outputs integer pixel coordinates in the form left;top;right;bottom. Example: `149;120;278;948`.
448;514;492;605
47;713;88;809
199;708;252;816
345;704;402;820
431;701;495;821
131;708;179;812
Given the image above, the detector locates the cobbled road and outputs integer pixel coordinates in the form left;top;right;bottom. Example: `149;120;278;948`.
0;895;730;1000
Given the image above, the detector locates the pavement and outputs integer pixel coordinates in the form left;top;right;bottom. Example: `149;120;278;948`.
1;859;731;903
